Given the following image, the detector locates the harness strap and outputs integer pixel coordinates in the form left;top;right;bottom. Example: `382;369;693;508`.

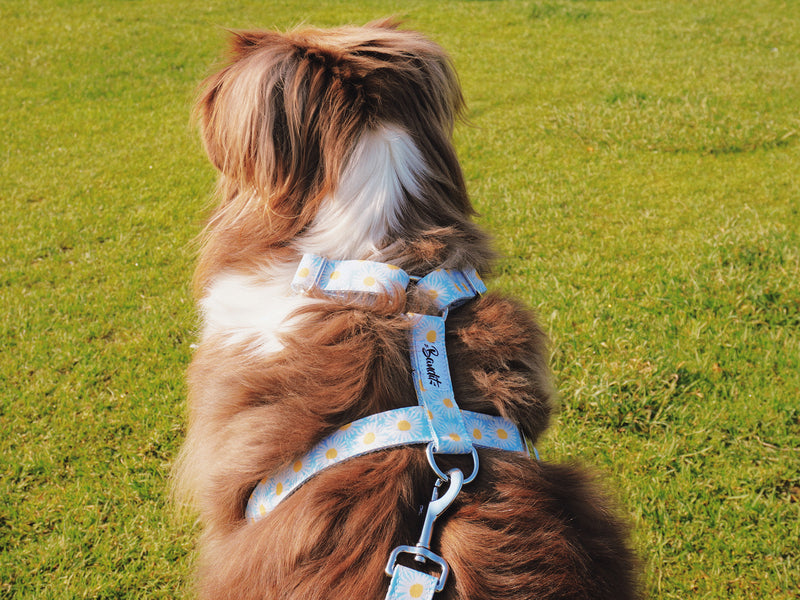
416;267;486;312
291;254;410;296
409;313;473;454
385;565;438;600
290;255;487;311
245;406;526;522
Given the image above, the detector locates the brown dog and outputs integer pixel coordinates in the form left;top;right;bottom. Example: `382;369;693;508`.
173;19;640;600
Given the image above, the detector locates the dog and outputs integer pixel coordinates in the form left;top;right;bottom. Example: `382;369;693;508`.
173;19;640;600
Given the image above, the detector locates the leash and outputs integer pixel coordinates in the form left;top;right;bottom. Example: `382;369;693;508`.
244;254;536;599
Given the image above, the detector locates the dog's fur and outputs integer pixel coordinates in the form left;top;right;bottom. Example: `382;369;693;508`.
174;19;640;600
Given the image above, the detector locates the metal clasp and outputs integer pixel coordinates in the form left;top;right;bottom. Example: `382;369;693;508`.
426;443;479;484
384;468;464;592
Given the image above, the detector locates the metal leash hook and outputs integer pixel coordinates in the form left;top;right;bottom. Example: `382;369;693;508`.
415;468;464;562
384;468;465;592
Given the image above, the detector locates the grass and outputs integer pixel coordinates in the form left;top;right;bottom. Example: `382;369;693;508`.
1;0;798;598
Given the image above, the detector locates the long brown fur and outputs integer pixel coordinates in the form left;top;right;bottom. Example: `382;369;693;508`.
174;19;640;600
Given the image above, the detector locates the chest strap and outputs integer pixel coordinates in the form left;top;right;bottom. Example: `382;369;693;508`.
245;405;525;522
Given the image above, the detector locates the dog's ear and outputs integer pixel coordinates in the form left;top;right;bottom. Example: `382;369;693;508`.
364;16;403;30
195;29;295;184
194;27;382;238
195;30;328;210
227;30;281;57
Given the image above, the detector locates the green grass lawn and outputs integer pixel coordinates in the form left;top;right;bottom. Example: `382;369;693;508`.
1;1;798;598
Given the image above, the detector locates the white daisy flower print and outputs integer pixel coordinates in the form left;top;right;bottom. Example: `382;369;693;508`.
386;564;438;600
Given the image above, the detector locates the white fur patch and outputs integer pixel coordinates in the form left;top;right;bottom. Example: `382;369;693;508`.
199;264;315;355
200;125;425;355
297;125;426;259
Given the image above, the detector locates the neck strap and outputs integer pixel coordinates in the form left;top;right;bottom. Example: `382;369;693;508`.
290;253;486;312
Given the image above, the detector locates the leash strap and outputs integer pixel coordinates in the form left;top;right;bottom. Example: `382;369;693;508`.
245;406;525;522
385;565;438;600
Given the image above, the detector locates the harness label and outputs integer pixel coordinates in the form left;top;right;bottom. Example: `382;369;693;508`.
421;344;442;387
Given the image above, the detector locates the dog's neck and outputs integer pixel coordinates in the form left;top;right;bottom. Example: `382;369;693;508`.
198;125;479;357
295;125;428;261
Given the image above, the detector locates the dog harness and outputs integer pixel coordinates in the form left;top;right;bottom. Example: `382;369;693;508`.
245;254;535;600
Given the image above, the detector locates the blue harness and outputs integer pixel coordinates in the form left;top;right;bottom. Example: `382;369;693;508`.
245;254;536;600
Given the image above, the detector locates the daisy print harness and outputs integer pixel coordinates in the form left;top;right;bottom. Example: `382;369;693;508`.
244;254;536;600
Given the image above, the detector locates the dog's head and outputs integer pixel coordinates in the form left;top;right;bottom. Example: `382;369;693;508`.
196;19;475;255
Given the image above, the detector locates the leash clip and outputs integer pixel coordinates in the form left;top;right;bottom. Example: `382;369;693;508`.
384;468;464;592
